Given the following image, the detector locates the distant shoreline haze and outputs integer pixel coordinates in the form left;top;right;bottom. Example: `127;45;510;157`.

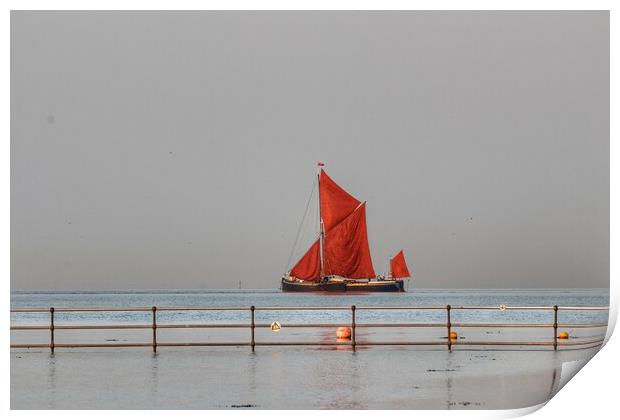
11;11;609;290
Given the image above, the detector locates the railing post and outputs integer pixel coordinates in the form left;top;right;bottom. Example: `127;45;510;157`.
553;305;558;351
351;305;356;351
250;306;255;352
50;307;55;354
446;305;452;352
152;306;157;353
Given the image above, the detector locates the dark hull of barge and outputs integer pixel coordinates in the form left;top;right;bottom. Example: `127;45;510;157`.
281;278;405;292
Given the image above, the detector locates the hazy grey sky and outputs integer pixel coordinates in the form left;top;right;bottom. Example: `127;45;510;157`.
11;11;609;290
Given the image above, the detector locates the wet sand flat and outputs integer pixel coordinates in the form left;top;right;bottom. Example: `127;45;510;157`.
11;345;599;409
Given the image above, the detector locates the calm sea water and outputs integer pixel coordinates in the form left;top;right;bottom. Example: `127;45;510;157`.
10;288;610;325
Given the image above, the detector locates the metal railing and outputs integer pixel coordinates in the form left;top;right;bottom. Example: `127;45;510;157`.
10;305;608;353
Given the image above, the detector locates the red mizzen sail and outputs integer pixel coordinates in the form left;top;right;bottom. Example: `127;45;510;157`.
290;239;321;281
323;203;376;279
390;250;410;279
319;170;361;232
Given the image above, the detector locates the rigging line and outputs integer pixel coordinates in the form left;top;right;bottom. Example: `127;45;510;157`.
284;178;317;274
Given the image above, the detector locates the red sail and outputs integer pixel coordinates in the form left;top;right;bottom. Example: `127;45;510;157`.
323;203;376;279
390;250;411;279
320;170;361;232
290;239;321;281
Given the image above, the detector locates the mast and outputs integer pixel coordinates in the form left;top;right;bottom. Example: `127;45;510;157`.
317;162;325;278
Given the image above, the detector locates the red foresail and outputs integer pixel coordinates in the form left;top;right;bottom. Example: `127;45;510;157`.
323;203;376;279
319;170;361;232
290;239;321;281
390;250;411;278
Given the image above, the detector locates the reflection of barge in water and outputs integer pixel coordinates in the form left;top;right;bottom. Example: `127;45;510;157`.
281;163;410;293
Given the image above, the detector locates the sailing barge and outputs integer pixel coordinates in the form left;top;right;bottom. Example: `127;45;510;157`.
281;163;411;292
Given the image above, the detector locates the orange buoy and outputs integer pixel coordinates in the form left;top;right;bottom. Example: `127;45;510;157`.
449;331;458;340
336;326;352;340
558;331;569;340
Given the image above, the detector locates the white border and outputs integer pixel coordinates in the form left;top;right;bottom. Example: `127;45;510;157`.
3;2;616;420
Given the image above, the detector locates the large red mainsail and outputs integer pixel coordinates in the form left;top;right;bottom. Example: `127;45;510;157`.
390;250;410;279
323;203;376;279
319;170;361;232
290;239;321;281
289;169;376;281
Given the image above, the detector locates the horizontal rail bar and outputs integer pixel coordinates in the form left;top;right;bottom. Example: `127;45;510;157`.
450;306;555;311
10;306;347;312
452;323;609;328
253;307;353;311
556;338;606;346
11;325;50;330
10;307;154;313
558;323;608;328
11;343;153;348
455;338;605;347
12;305;609;313
359;338;605;347
11;322;609;331
11;338;605;349
10;307;251;313
451;323;553;328
10;342;348;348
253;342;442;346
557;306;610;311
148;307;251;312
9;323;344;330
339;341;447;346
156;342;250;347
454;341;555;346
10;344;51;348
354;306;449;310
11;324;252;330
157;324;250;329
353;323;448;328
